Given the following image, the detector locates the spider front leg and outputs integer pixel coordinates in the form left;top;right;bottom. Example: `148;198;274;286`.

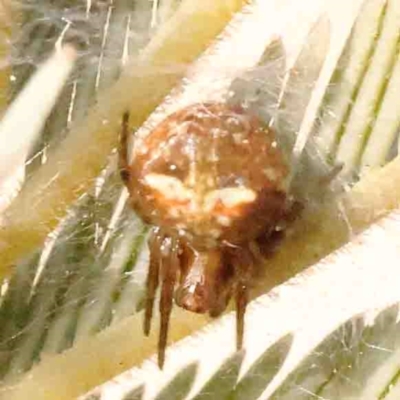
158;237;179;368
144;228;162;336
235;281;248;350
144;228;180;368
118;111;131;184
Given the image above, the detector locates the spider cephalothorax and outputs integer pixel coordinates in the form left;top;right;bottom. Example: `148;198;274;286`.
119;102;290;367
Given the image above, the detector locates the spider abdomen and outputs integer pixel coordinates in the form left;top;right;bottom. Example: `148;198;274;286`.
125;103;289;248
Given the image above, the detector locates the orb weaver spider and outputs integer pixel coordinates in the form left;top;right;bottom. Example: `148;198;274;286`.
118;102;295;368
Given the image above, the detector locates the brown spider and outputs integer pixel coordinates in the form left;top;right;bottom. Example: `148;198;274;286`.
119;102;293;368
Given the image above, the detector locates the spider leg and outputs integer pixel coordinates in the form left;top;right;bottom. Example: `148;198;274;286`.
233;247;254;350
118;111;131;184
144;228;162;336
158;238;179;369
235;281;248;350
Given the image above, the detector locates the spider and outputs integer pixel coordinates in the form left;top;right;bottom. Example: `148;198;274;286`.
118;102;295;368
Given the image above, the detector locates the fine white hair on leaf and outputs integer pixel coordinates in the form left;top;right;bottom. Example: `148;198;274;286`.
4;0;400;399
288;0;365;180
314;0;387;161
0;45;77;213
334;0;400;178
77;209;400;400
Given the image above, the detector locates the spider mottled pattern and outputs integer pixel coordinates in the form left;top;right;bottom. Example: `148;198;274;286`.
119;102;292;368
